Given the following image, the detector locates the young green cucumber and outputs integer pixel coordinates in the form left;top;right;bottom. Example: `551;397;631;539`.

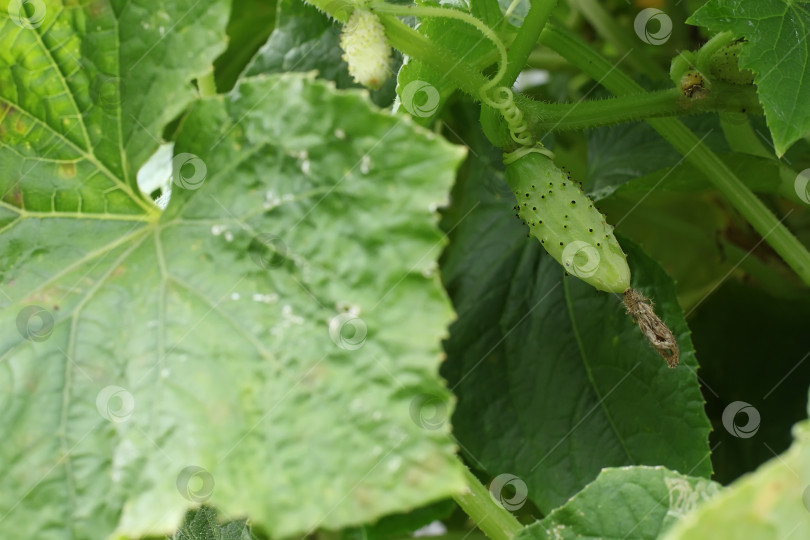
505;148;631;293
708;40;755;86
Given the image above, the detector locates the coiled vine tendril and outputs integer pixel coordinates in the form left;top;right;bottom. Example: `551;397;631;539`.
371;1;538;149
481;86;534;147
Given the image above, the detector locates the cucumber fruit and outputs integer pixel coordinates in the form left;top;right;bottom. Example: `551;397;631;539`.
505;148;631;293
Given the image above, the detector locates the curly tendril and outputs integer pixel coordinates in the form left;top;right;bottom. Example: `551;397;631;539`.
370;2;541;149
481;86;534;147
502;143;555;165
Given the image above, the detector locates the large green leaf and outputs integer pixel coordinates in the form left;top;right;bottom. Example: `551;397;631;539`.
0;0;230;200
0;3;466;534
244;0;349;82
664;398;810;539
439;103;712;513
605;152;782;199
585;117;726;200
689;0;810;156
517;466;720;540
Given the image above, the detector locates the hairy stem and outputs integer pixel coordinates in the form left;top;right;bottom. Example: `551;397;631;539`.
372;3;507;93
378;14;488;96
539;22;810;286
503;0;558;87
521;87;760;132
453;465;524;540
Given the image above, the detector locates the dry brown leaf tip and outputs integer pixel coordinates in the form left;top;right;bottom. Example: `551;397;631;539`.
623;288;679;368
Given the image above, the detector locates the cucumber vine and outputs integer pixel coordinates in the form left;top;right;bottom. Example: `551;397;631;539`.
4;0;808;537
307;0;810;534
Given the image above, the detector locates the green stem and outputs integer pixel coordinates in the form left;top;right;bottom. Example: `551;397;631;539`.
717;114;803;203
538;22;810;286
453;465;524;540
372;2;507;93
503;0;558;87
376;13;488;96
669;50;697;86
719;113;772;159
695;30;735;79
521;87;760;132
526;48;571;70
501;0;523;25
539;23;641;94
478;0;557;148
568;0;665;80
197;68;217;97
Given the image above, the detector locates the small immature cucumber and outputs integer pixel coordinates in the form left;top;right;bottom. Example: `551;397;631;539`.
339;9;392;90
708;40;755;86
505;148;631;293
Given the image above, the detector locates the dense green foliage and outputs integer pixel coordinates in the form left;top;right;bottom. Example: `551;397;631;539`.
1;0;809;538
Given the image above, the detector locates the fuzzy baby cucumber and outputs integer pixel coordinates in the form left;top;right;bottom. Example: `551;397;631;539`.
505;148;631;293
339;9;392;90
708;40;755;86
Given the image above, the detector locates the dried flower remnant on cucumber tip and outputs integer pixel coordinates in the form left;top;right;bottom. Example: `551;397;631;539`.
505;147;679;367
680;70;708;100
624;289;679;368
339;9;392;90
